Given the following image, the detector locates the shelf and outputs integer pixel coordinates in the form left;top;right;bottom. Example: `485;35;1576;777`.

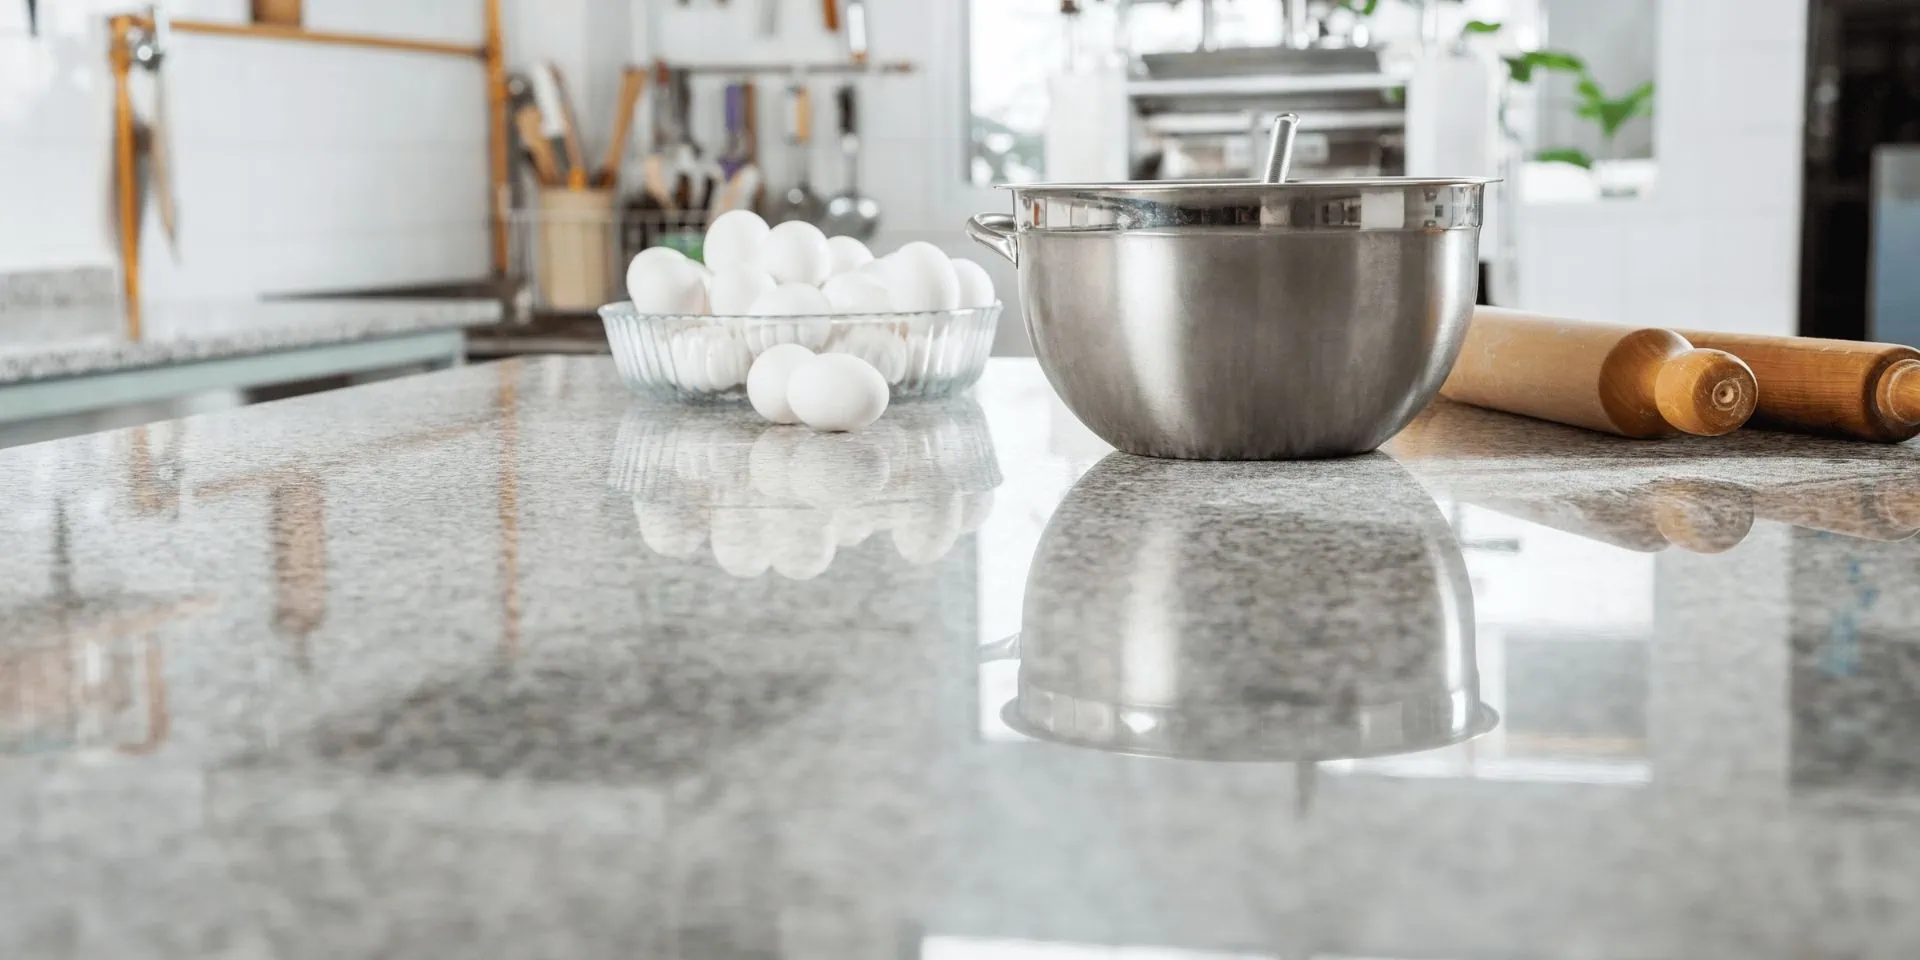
672;59;916;76
1129;72;1403;99
131;17;485;59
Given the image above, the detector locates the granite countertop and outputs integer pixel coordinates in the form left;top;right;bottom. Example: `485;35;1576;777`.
5;356;1920;958
0;299;500;384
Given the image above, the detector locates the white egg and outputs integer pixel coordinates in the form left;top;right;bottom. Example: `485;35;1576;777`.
950;257;997;309
882;242;962;312
787;353;891;433
746;343;816;425
668;327;750;391
627;251;707;315
743;284;834;354
831;507;877;546
827;326;909;384
707;265;778;316
790;432;891;506
892;495;963;565
820;272;897;314
768;508;837;580
709;507;770;577
760;220;833;285
748;426;805;500
633;498;708;558
704;210;771;273
747;282;832;316
825;235;875;275
902;316;940;380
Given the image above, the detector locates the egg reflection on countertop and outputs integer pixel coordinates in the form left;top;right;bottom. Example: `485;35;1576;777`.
610;399;1002;579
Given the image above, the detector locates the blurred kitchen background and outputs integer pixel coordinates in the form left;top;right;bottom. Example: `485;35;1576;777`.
0;0;1914;438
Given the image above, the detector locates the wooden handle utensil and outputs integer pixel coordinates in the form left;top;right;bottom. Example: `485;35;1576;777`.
1673;331;1920;442
1442;307;1758;438
515;106;561;185
598;67;647;188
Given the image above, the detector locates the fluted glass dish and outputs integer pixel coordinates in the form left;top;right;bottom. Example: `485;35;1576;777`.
597;303;1004;403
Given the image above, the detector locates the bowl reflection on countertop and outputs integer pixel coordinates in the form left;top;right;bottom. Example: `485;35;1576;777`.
1009;453;1496;761
609;399;1002;579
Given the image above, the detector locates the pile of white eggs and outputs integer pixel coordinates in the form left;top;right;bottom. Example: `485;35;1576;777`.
624;210;999;431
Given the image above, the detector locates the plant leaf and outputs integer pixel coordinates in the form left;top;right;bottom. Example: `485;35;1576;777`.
1576;77;1604;101
1464;19;1503;33
1529;50;1588;74
1534;147;1595;169
1504;55;1533;83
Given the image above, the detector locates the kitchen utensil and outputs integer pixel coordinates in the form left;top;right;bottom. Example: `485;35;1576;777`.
515;106;562;185
529;61;584;189
718;82;749;178
1442;308;1758;439
128;8;178;259
773;83;826;225
1011;453;1493;761
250;0;302;26
759;0;777;36
822;83;880;240
823;0;840;30
1671;331;1920;442
712;164;762;222
844;0;870;62
149;70;178;258
965;113;1491;459
598;67;647;188
26;0;37;36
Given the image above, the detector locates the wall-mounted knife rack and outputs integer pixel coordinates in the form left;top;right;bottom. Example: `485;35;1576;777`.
671;60;915;77
107;2;511;340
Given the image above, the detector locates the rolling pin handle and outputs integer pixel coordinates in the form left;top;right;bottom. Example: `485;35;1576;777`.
1876;359;1920;427
1654;348;1758;437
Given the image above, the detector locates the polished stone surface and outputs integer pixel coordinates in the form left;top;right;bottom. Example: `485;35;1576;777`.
6;357;1920;958
0;299;499;384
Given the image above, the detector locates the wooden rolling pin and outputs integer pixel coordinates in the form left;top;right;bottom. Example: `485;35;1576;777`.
1443;308;1759;438
1673;332;1920;442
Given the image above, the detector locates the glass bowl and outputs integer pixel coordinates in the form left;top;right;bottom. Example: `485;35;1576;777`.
598;302;1004;403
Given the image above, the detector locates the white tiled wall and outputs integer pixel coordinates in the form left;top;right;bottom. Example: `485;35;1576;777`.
1518;0;1809;335
0;0;612;301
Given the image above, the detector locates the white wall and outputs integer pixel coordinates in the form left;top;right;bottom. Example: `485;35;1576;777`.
0;0;620;302
1517;0;1808;336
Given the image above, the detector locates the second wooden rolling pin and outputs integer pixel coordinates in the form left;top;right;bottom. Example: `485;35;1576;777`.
1442;307;1759;438
1672;331;1920;442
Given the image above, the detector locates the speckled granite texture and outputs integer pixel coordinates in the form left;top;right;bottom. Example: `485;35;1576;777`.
0;299;499;384
0;267;117;310
6;357;1920;958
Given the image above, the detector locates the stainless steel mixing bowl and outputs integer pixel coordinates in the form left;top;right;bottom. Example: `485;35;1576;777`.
967;175;1492;459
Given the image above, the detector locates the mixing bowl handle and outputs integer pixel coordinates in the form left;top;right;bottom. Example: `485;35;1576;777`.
966;213;1018;266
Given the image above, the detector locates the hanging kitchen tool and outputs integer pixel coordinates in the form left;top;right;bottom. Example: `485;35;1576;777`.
823;0;839;31
822;82;879;240
598;66;647;187
844;0;870;63
515;106;562;185
719;82;749;179
772;81;825;225
125;6;180;261
528;61;583;188
759;0;777;37
25;0;37;36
